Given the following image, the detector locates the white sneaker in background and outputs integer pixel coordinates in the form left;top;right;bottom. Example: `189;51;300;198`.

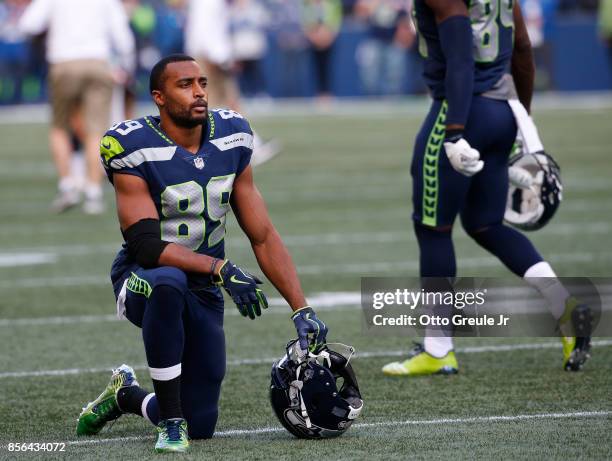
51;177;81;213
83;183;105;215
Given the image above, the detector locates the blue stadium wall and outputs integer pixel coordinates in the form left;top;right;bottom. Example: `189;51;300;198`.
263;15;612;98
0;15;610;104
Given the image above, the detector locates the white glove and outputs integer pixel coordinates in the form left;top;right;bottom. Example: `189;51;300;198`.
508;165;533;190
443;138;484;177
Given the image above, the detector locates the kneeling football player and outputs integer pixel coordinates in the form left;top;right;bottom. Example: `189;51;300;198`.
76;55;327;453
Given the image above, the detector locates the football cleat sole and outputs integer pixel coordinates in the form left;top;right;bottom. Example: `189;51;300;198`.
564;336;592;372
561;301;593;372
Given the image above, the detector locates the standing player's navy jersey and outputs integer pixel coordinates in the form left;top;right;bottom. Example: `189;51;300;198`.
413;0;515;99
100;109;253;287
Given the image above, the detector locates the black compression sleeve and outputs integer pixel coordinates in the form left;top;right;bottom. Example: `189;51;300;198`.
438;15;474;127
122;218;170;268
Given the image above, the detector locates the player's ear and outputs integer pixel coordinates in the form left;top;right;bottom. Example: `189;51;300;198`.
151;90;164;107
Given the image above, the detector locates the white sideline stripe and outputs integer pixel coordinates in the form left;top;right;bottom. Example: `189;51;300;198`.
0;275;109;289
0;292;362;326
296;251;612;275
2;298;610;327
2;340;612;379
0;220;610;268
0;314;120;326
46;410;608;446
217;410;612;436
2;250;612;289
2;93;612;125
0;199;608;239
3;287;612;327
0;252;56;267
3;220;612;260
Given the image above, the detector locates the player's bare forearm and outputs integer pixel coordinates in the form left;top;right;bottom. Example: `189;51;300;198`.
511;2;535;113
511;51;534;113
251;231;307;310
157;243;219;276
231;166;307;310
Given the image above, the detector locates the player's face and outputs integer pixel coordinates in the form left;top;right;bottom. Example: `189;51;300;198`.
156;61;209;128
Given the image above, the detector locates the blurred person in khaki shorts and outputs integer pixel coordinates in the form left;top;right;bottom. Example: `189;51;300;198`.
19;0;135;214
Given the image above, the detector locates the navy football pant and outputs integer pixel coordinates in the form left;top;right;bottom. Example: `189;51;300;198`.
411;96;543;277
412;96;516;229
116;266;225;439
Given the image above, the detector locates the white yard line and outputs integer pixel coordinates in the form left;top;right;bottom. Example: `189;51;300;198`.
2;221;611;260
2;249;612;288
2;284;612;326
0;199;609;239
2;93;612;125
0;275;109;288
42;410;610;447
0;293;361;326
0;409;608;449
1;340;611;379
0;252;56;267
296;252;612;275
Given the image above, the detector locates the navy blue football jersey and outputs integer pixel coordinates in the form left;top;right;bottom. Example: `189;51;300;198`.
101;109;253;286
413;0;515;99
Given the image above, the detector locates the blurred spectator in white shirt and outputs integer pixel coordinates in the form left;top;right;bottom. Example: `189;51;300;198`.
19;0;135;214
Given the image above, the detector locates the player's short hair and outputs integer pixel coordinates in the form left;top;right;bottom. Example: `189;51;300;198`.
149;54;197;94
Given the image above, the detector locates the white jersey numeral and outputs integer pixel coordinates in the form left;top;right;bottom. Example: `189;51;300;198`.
216;109;244;120
469;0;514;63
160;175;236;251
111;120;144;136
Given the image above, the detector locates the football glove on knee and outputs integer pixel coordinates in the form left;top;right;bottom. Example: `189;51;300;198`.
216;260;268;319
292;306;328;353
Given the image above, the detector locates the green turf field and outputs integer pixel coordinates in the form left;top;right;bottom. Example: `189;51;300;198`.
0;101;611;459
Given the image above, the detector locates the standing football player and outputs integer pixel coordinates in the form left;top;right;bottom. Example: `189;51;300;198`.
382;0;591;376
76;55;327;453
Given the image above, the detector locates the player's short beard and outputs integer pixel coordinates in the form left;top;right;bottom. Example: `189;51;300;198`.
167;102;208;128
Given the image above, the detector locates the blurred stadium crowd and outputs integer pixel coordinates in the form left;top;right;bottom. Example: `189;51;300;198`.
0;0;611;105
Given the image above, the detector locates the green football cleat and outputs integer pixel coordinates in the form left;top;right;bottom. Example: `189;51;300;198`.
559;297;593;372
155;418;189;453
382;343;458;376
76;364;139;436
